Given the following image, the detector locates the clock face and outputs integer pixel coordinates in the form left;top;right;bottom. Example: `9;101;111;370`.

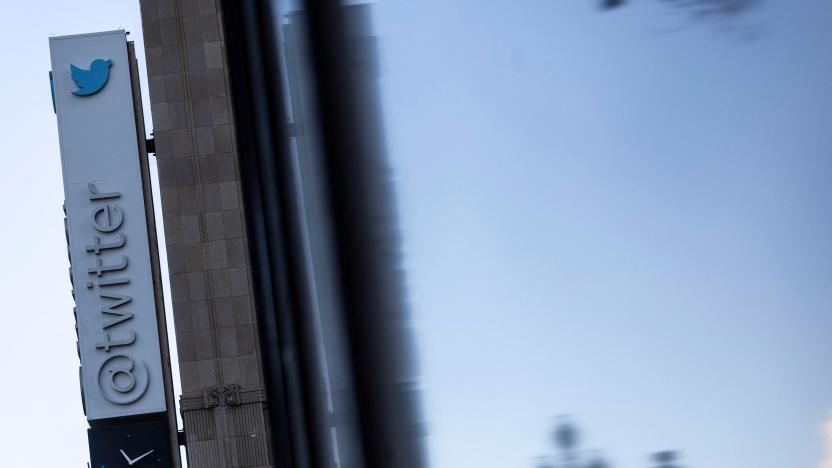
88;417;173;467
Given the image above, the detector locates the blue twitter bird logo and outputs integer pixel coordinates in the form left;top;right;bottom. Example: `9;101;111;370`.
70;58;112;96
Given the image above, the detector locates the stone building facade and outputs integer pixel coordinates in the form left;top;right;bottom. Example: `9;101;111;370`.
138;0;274;465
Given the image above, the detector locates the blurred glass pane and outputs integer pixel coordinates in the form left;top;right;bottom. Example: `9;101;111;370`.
370;1;832;467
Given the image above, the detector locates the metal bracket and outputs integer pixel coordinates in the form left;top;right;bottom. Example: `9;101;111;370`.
145;137;156;154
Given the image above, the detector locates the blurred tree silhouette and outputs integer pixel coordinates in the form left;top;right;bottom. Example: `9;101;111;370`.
650;451;683;468
602;0;761;17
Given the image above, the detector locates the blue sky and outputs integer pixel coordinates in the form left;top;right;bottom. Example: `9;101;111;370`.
373;1;832;467
0;1;830;467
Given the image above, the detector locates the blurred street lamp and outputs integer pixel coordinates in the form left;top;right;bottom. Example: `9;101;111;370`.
534;417;684;468
536;417;610;468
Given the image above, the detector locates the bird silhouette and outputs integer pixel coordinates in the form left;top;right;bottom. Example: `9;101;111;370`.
70;58;112;96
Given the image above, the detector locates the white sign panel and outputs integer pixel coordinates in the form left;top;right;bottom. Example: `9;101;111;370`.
50;30;166;420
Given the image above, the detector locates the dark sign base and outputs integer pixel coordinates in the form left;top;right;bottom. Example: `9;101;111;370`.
88;416;174;467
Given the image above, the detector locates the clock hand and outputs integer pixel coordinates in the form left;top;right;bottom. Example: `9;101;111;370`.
119;448;154;465
129;449;154;465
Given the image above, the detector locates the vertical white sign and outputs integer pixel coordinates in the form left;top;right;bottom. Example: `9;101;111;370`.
50;30;166;420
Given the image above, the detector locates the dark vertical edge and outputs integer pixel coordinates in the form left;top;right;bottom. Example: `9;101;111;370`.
298;2;427;467
127;39;182;468
220;1;331;466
